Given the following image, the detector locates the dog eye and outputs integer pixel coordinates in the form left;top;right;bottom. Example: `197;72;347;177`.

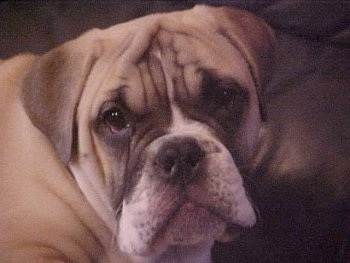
216;86;236;106
202;74;238;109
102;107;130;133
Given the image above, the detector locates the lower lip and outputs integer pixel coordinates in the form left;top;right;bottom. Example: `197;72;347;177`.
148;202;246;255
158;202;227;245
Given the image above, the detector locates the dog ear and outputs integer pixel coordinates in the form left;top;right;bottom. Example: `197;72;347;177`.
21;36;101;164
205;6;276;121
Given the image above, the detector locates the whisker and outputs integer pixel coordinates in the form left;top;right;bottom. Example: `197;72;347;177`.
110;202;123;248
115;202;123;217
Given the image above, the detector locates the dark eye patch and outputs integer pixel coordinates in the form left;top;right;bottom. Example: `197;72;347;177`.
201;71;243;112
175;70;248;140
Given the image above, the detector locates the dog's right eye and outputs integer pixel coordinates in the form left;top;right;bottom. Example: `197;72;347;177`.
201;72;240;111
102;107;130;133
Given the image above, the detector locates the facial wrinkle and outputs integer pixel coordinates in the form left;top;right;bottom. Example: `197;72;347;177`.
148;39;168;107
183;62;202;100
147;54;162;108
137;61;152;110
154;37;181;130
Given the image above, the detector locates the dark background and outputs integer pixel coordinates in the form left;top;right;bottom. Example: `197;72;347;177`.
1;1;350;58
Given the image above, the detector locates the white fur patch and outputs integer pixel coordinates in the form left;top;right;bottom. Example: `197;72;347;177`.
117;45;256;259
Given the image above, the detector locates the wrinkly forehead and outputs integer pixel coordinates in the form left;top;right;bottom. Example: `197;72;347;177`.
86;16;254;116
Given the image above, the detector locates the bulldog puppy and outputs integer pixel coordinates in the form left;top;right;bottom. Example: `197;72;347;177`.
0;5;275;263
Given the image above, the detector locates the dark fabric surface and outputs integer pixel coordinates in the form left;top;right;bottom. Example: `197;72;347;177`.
1;1;349;262
213;33;350;263
1;1;350;58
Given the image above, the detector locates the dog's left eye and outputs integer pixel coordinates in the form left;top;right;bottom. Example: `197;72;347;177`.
102;107;130;133
202;74;238;110
215;86;236;106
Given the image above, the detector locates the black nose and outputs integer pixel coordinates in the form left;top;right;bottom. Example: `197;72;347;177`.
154;138;205;184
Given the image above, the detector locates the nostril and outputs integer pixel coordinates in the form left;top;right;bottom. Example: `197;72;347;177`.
161;148;178;173
164;159;175;173
188;150;205;167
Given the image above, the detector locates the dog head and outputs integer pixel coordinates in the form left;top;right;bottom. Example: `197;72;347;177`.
21;5;275;260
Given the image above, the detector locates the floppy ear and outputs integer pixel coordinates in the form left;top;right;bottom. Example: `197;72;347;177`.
21;36;101;164
207;6;276;120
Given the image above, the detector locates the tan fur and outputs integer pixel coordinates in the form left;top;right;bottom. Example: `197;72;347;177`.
0;55;131;263
0;6;275;263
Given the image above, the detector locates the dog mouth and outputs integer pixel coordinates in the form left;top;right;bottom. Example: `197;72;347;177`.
152;201;246;250
118;194;254;256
